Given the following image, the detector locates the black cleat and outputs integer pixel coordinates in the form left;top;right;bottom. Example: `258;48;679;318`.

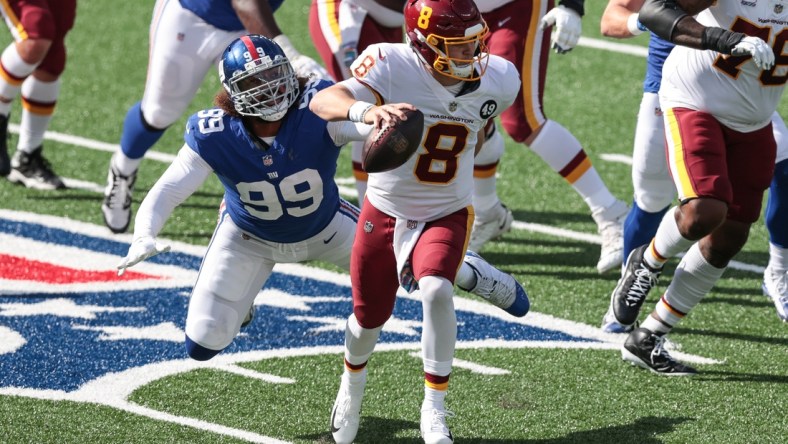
622;328;697;376
8;146;66;189
610;245;662;327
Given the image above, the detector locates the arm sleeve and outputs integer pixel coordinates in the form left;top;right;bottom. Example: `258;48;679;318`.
559;0;585;16
132;146;213;239
327;120;373;145
639;0;688;42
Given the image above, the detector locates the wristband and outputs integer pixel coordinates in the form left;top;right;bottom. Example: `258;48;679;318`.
272;34;301;60
348;101;374;123
627;13;646;36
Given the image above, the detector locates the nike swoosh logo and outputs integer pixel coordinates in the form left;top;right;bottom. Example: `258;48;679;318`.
378;48;386;61
498;17;512;27
323;231;338;244
330;405;341;433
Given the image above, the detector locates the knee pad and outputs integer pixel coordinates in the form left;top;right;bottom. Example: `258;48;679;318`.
184;310;239;354
634;178;675;212
140;103;181;130
418;275;454;305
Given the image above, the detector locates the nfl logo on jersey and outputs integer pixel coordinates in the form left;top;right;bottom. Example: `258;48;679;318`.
263;155;273;166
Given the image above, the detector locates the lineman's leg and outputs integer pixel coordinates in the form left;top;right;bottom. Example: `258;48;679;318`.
625;92;674;263
185;215;274;360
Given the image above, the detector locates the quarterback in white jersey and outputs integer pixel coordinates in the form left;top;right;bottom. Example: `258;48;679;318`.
310;0;527;442
346;43;519;221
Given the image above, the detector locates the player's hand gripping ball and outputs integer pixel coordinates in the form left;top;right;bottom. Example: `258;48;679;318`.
362;108;424;173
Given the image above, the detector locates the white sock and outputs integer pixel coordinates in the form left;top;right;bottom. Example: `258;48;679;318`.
768;242;788;273
18;77;59;153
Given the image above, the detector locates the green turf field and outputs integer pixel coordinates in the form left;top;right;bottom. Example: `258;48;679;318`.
0;2;786;443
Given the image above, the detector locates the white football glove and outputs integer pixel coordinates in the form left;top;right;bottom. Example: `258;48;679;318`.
539;5;582;54
272;34;331;81
732;36;775;70
289;54;332;81
117;236;171;276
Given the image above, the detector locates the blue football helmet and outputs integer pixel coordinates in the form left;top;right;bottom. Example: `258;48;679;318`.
219;35;299;122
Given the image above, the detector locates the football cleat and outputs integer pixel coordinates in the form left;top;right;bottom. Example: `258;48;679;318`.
600;307;636;334
8;146;66;190
468;201;513;252
0;114;10;176
622;328;697;376
461;251;529;317
762;266;788;322
593;199;628;274
420;407;455;444
609;245;662;328
101;160;137;234
330;370;366;444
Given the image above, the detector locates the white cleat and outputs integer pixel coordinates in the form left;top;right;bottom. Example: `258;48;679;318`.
593;199;629;274
468;201;513;252
762;266;788;322
461;251;530;317
330;370;366;444
101;159;137;234
420;407;455;444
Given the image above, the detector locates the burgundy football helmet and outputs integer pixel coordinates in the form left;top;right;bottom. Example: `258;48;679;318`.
404;0;489;80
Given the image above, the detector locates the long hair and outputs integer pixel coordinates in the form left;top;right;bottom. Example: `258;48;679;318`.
213;76;313;119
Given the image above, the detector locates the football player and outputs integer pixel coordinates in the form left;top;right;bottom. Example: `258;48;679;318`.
310;1;529;442
600;0;788;330
468;0;630;276
608;0;785;375
309;0;406;202
117;34;528;387
101;0;330;234
0;0;77;189
116;35;359;362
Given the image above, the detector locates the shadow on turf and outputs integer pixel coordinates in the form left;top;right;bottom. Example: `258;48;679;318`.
672;327;788;347
301;415;692;443
695;370;788;384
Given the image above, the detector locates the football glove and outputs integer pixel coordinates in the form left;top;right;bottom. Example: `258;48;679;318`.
273;34;331;80
732;36;775;70
539;5;582;54
117;236;171;276
289;54;331;80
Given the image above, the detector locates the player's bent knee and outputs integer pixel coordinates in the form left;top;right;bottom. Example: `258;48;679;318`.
16;39;53;64
185;335;222;361
418;276;454;304
141;105;182;130
635;185;675;213
185;316;237;354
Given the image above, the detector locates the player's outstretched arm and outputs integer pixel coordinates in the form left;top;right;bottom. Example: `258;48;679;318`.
310;83;415;127
601;0;646;39
117;146;212;275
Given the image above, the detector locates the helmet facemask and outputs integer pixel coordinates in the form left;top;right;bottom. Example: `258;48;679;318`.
407;16;490;81
222;54;299;122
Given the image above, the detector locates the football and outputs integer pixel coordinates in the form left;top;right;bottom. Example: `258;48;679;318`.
362;108;424;173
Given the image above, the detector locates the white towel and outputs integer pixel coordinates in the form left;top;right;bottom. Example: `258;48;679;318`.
337;0;368;78
393;217;425;293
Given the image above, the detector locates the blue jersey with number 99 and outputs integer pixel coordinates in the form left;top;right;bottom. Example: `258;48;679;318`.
183;79;342;243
